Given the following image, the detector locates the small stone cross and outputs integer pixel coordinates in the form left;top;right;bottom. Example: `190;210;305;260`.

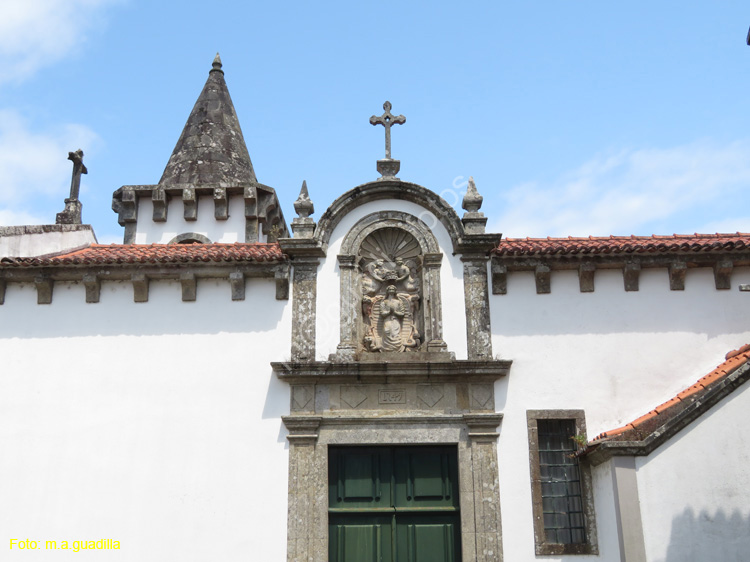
370;101;405;159
67;149;87;201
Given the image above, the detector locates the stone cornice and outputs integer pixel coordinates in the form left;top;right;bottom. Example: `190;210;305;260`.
277;237;326;259
0;261;290;303
491;253;750;294
272;359;512;384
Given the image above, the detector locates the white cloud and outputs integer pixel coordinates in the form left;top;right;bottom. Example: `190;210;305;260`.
0;109;99;224
491;141;750;238
0;0;121;83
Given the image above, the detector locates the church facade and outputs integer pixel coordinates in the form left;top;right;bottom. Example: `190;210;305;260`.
1;56;749;562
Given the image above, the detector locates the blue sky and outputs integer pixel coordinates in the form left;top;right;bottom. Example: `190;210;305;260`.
1;1;749;243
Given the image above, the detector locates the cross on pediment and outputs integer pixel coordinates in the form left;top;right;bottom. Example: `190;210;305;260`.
370;101;405;160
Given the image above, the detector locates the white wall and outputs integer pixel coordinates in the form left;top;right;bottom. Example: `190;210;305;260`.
0;278;292;561
0;227;97;258
135;195;249;244
636;382;750;562
315;199;468;360
491;265;750;561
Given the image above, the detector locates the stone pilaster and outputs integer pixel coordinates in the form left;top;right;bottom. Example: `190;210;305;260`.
335;255;358;360
462;256;493;360
291;258;319;361
283;417;324;562
465;414;504;562
423;253;447;351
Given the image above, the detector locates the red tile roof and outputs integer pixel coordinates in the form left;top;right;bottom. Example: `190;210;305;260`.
588;344;750;445
493;233;750;257
0;243;286;267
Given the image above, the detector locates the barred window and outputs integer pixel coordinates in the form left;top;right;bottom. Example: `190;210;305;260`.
527;411;598;555
537;419;587;544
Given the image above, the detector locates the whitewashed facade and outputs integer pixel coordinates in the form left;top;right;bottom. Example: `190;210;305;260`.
1;57;749;561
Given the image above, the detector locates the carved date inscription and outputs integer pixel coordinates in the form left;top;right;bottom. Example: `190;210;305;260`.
378;389;406;404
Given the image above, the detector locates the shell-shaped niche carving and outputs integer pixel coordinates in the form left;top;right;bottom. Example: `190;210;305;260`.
358;228;422;353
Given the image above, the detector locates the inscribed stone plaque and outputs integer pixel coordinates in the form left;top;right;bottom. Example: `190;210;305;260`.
378;389;406;404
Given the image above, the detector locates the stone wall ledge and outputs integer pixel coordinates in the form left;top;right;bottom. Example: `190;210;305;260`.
273;359;511;384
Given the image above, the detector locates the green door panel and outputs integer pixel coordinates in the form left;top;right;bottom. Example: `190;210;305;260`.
394;447;459;509
329;446;460;562
395;515;461;562
329;447;393;510
329;515;393;562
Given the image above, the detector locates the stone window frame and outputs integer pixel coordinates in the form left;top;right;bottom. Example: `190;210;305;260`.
334;211;447;359
284;414;505;562
526;409;598;556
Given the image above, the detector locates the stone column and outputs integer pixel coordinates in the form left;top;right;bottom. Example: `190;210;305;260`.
462;256;493;359
464;414;504;562
291;258;319;361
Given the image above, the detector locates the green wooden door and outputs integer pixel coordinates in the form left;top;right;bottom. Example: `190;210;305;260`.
329;446;460;562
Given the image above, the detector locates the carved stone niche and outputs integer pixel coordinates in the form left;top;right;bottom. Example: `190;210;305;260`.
334;211;448;361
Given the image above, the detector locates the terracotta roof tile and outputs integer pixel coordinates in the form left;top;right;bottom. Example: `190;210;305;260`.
0;243;285;267
589;345;750;445
493;233;750;257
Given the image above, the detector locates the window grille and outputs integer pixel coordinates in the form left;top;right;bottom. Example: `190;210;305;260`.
537;419;587;545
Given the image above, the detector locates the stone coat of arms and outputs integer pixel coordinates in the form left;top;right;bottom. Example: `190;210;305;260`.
358;229;422;353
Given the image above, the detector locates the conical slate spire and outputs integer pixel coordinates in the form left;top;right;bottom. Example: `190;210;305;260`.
159;54;257;185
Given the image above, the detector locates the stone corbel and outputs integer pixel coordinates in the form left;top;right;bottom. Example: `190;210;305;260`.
83;273;100;303
180;272;196;302
34;275;53;304
714;259;733;290
668;261;687;291
535;264;551;294
152;186;168;222
182;187;197;221
282;416;322;444
229;271;245;301
119;187;138;223
579;262;595;293
244;185;258;242
624;261;641;292
213;186;228;220
119;187;138;244
491;260;507;295
275;265;290;300
132;273;149;303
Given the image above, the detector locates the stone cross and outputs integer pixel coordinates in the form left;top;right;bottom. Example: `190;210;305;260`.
370;101;405;159
68;149;87;200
